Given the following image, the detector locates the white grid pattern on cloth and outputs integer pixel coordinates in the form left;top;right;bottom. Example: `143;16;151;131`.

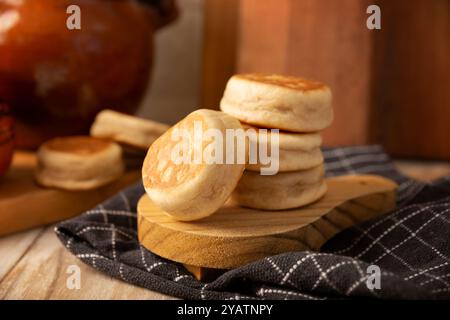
354;224;450;289
256;287;321;300
330;198;450;255
280;253;324;285
265;257;295;287
86;209;137;218
54;145;450;299
328;200;450;289
75;225;135;239
111;225;117;261
310;254;340;293
420;272;450;287
355;207;449;260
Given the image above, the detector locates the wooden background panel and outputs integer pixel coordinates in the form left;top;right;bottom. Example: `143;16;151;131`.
238;0;374;146
202;0;450;159
201;0;239;109
370;0;450;159
238;0;291;73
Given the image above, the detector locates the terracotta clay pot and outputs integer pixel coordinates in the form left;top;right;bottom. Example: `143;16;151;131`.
0;0;177;149
0;102;14;177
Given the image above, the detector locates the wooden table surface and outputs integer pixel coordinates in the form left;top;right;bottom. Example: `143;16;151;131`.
0;160;449;300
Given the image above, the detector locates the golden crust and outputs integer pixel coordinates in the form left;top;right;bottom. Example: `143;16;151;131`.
142;109;245;221
143;112;207;189
220;74;333;132
44;136;111;155
235;74;328;92
35;136;124;190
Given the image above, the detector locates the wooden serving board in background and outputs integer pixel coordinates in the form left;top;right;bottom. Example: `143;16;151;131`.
138;175;397;276
0;151;141;237
203;0;450;159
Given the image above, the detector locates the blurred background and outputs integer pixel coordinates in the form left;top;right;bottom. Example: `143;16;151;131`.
1;0;449;159
141;0;450;161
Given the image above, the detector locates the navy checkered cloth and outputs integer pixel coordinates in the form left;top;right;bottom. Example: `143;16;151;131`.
55;146;450;299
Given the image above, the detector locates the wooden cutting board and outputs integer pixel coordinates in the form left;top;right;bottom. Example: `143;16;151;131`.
0;151;141;237
138;175;397;279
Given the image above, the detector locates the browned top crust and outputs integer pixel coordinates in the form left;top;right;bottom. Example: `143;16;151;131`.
234;74;328;91
43;136;111;155
143;112;208;190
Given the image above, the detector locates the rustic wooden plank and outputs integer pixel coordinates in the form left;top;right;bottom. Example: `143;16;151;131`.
0;226;175;300
0;228;45;282
201;0;239;109
370;0;450;160
0;151;140;236
237;0;374;146
238;0;291;73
